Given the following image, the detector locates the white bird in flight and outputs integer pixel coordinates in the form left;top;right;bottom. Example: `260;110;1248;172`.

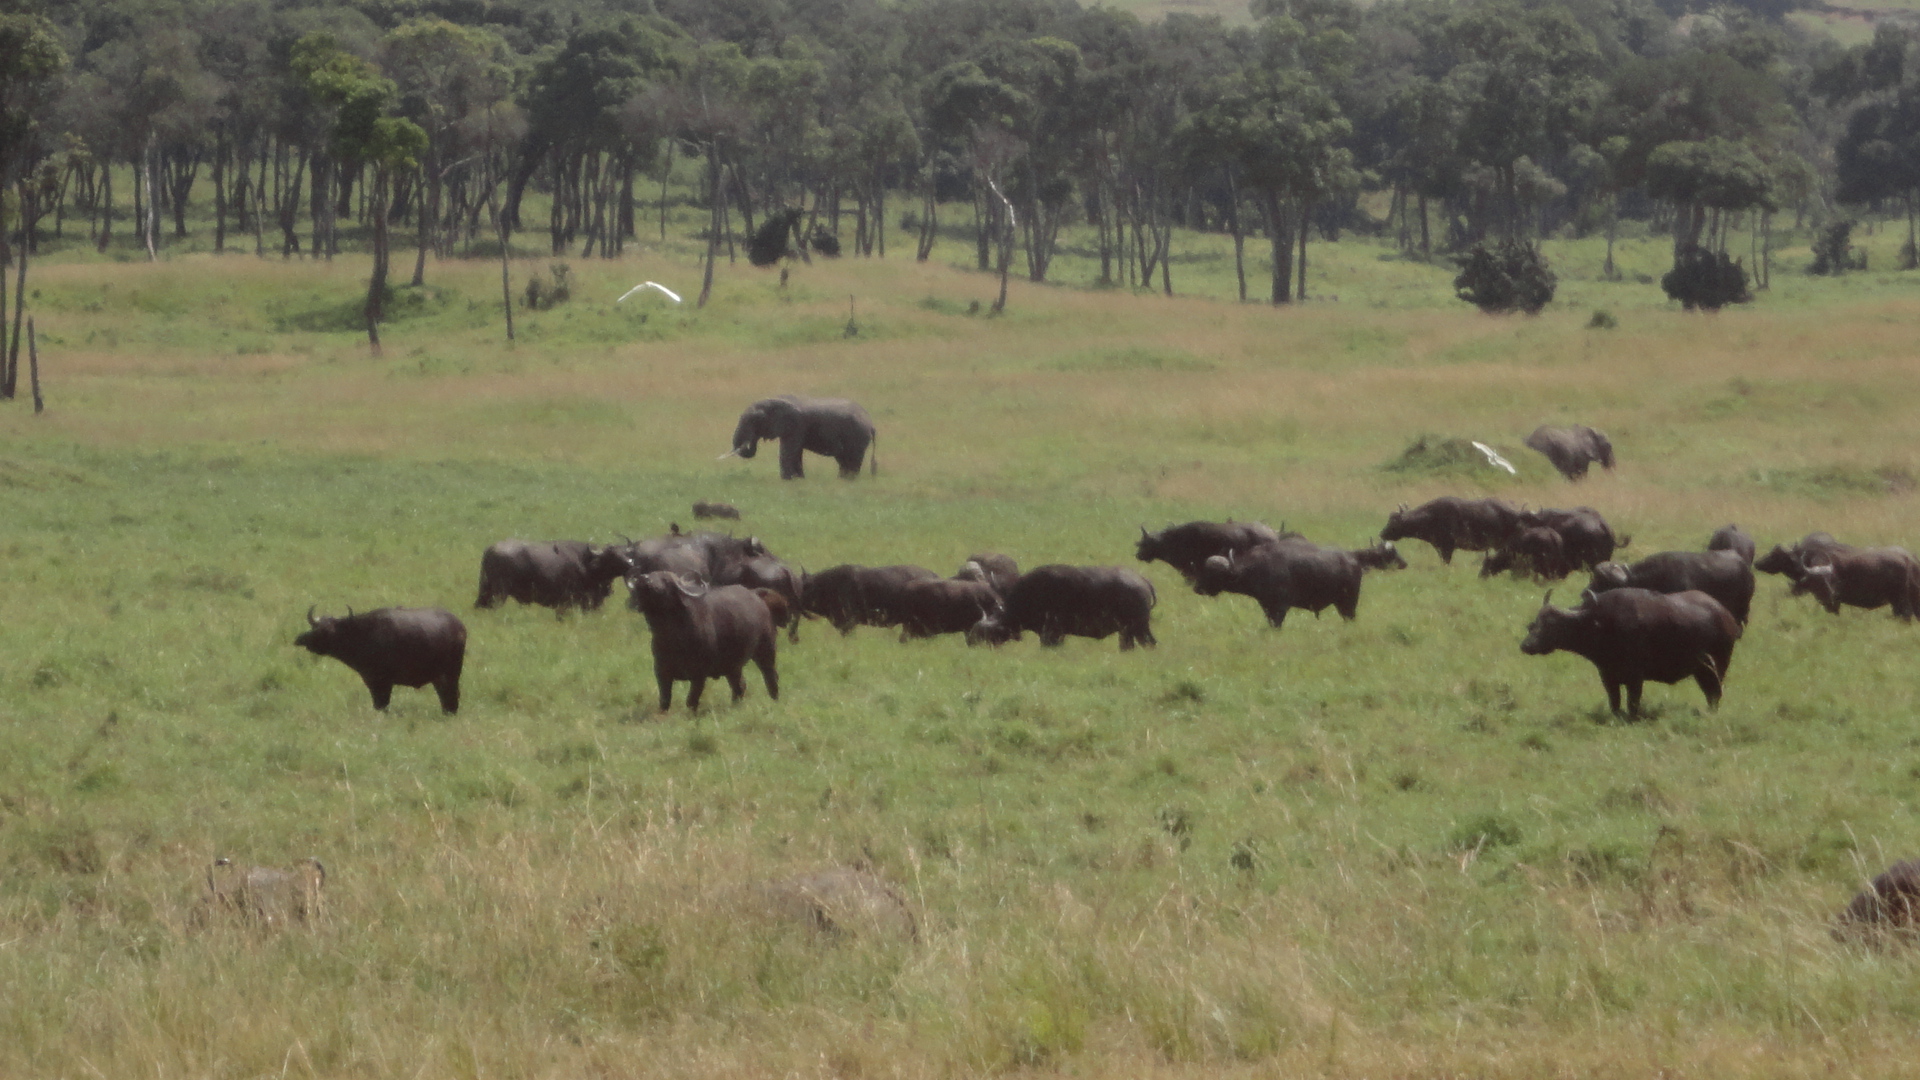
617;281;682;304
1472;441;1517;474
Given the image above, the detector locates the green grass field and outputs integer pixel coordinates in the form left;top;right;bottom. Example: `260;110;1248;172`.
4;208;1920;1078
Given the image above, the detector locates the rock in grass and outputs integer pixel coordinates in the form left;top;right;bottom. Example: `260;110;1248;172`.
1835;859;1920;942
202;857;326;928
760;867;917;942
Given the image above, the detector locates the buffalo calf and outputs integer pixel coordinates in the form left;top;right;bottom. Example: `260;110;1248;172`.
1836;860;1920;941
296;606;466;713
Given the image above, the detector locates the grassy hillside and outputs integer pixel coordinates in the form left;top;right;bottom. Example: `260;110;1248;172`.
2;224;1920;1078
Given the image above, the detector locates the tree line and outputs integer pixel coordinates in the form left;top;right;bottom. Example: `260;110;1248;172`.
3;0;1920;354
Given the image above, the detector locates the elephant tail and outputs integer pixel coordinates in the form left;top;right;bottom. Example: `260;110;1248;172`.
869;431;879;477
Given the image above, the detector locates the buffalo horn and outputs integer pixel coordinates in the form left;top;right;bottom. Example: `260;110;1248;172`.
1580;588;1597;606
1397;503;1408;513
1140;525;1150;540
716;448;740;461
307;605;318;627
675;574;709;598
1541;590;1553;608
346;605;355;618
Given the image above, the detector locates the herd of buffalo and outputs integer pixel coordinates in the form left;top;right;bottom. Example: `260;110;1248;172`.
279;406;1920;936
293;492;1920;724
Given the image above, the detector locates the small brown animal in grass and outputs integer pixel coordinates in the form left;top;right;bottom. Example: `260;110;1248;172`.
693;500;741;520
1835;859;1920;943
203;857;326;928
753;587;796;635
760;867;917;942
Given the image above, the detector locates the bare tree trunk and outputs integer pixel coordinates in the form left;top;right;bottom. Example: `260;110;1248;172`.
143;139;159;261
487;171;514;342
1297;200;1309;301
698;146;720;308
365;168;389;356
9;187;36;395
1227;170;1246;303
987;177;1015;316
412;159;432;286
214;127;228;253
28;317;41;413
96;162;112;253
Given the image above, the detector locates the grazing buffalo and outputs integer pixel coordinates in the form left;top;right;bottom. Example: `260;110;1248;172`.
1379;497;1524;565
967;565;1157;650
1835;860;1920;940
1707;524;1755;565
958;553;1021;594
475;539;631;612
1755;533;1854;582
801;564;942;634
1789;547;1920;620
1479;526;1572;582
1192;541;1406;629
630;571;778;711
1518;506;1622;569
1520;588;1740;718
295;606;467;714
897;577;1005;640
693;500;741;520
1136;520;1297;579
1525;424;1616;480
1588;549;1756;624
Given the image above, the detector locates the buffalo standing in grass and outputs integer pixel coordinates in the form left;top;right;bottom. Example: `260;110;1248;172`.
295;606;467;714
630;571;778;711
1379;497;1524;565
957;553;1020;594
1789;547;1920;620
1479;526;1572;582
1525;424;1615;480
1708;524;1756;564
802;564;942;634
475;540;632;613
714;553;807;640
967;565;1157;650
1136;520;1297;579
1520;589;1740;718
897;576;1005;640
1192;541;1406;629
1754;533;1853;581
1587;549;1756;624
1516;506;1623;569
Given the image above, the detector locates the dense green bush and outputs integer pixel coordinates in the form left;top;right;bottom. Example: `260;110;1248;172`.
1452;240;1556;314
1661;246;1752;311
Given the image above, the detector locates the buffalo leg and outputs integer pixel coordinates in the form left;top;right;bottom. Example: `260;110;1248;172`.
657;676;675;712
360;677;394;711
433;671;461;714
1437;543;1455;565
725;669;747;701
1626;681;1645;719
1602;678;1622;718
686;677;708;710
755;649;779;700
1694;666;1723;710
1262;604;1289;630
778;436;805;480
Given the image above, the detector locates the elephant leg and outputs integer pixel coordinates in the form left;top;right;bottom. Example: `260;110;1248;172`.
779;435;805;480
837;450;863;479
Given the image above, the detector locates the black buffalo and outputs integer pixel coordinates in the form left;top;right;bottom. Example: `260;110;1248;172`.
475;540;631;612
629;571;778;711
1520;588;1741;718
1136;520;1296;579
1588;549;1756;624
967;565;1157;650
714;553;806;640
802;564;942;633
1755;533;1854;581
1707;524;1755;565
1479;526;1571;582
1836;860;1920;940
1379;497;1525;565
1192;541;1405;629
1525;424;1616;480
897;577;1005;640
957;553;1020;594
1517;506;1622;569
623;529;771;583
1789;546;1920;620
295;606;467;714
692;500;741;520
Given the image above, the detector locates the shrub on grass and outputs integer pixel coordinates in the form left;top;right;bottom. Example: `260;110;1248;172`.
1661;247;1751;311
1452;239;1555;314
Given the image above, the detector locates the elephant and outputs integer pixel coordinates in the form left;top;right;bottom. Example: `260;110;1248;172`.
723;395;877;480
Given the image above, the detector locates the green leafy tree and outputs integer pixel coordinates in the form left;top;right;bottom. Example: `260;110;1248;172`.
0;8;66;399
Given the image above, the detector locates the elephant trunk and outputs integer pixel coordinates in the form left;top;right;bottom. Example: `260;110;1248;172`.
730;413;760;458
